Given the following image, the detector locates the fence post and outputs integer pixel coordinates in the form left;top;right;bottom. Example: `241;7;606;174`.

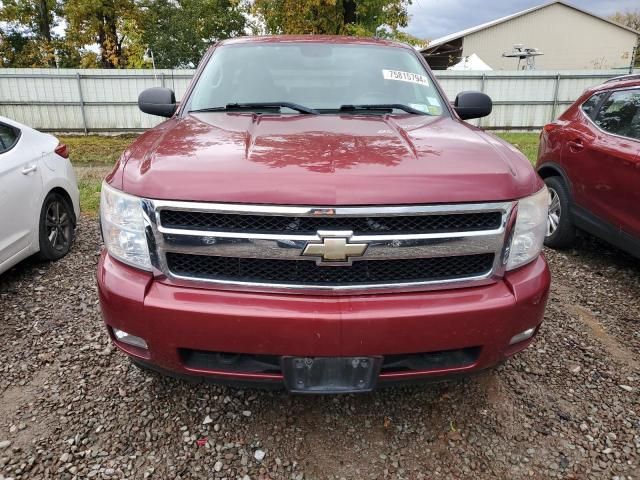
76;73;88;135
478;73;487;128
160;72;165;88
550;73;561;122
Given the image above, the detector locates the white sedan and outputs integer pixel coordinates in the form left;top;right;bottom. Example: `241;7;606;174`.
0;116;80;275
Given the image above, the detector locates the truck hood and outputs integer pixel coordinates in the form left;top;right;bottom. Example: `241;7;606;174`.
118;113;541;205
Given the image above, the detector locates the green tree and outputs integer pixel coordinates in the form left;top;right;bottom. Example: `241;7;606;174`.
63;0;141;68
139;0;247;68
252;0;418;42
0;29;29;67
382;30;427;49
609;10;640;67
0;0;60;66
252;0;340;35
0;0;58;42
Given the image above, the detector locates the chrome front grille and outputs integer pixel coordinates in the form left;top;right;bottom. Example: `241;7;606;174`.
142;201;516;294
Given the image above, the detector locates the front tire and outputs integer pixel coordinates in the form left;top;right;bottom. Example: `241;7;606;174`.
38;192;75;261
543;176;576;249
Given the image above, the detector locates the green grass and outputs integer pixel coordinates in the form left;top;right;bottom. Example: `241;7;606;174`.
70;132;541;215
495;132;539;165
61;134;138;166
77;175;105;215
65;135;137;215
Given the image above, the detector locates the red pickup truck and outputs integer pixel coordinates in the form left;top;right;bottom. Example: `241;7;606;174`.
98;36;550;393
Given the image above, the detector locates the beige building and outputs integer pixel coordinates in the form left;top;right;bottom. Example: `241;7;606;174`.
422;1;639;70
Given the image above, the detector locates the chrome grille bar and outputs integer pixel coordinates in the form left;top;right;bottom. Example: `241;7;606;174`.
151;201;511;217
155;231;505;261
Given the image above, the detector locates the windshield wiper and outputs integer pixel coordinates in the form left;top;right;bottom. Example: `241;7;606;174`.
189;102;319;115
338;104;428;115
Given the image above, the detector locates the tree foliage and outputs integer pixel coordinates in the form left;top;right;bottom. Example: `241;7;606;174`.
610;10;640;67
0;0;60;66
0;0;425;68
1;0;58;40
252;0;416;40
140;0;247;68
610;10;640;31
63;0;141;68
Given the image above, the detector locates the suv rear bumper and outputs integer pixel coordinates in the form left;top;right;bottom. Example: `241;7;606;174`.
97;251;550;388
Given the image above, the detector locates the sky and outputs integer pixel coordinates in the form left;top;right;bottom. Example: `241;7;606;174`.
405;0;638;40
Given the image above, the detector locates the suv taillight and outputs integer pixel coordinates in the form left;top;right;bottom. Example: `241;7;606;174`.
55;143;69;158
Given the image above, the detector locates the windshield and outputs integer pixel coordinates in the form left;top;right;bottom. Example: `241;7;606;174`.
187;43;447;116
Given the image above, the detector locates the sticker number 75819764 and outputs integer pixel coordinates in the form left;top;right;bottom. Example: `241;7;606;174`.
382;69;429;86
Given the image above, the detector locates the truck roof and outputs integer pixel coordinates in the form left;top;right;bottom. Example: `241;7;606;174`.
218;35;412;50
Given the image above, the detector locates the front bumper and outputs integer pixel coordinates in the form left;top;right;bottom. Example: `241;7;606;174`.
97;252;550;389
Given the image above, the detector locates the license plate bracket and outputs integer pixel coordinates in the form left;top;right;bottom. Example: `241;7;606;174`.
282;356;382;393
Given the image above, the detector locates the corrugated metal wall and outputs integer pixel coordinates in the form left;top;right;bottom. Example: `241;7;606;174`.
0;68;634;132
435;70;633;129
0;69;194;132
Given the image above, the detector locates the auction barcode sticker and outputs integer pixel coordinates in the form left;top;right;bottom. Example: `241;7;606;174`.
382;70;429;86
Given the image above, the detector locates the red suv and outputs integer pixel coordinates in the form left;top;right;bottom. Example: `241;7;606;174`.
537;75;640;256
97;36;550;393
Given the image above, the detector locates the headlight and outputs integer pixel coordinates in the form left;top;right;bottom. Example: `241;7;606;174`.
506;187;549;271
100;182;151;270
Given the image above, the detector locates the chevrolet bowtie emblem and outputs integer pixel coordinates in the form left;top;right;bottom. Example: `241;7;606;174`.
302;232;368;265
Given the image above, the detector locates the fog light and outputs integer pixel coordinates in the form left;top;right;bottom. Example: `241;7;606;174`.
509;327;536;345
113;327;148;349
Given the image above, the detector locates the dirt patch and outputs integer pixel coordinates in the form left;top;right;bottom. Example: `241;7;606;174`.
570;303;640;371
0;366;59;450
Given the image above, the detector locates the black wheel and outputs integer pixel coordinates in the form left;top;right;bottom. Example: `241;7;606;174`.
543;176;576;249
38;192;75;261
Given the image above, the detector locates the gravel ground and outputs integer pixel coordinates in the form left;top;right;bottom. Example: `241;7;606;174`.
1;216;639;480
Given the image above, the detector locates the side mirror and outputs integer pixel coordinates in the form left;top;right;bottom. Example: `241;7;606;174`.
454;91;492;120
138;87;177;118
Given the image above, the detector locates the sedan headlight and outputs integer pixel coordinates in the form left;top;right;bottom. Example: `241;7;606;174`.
506;187;549;271
100;182;151;270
